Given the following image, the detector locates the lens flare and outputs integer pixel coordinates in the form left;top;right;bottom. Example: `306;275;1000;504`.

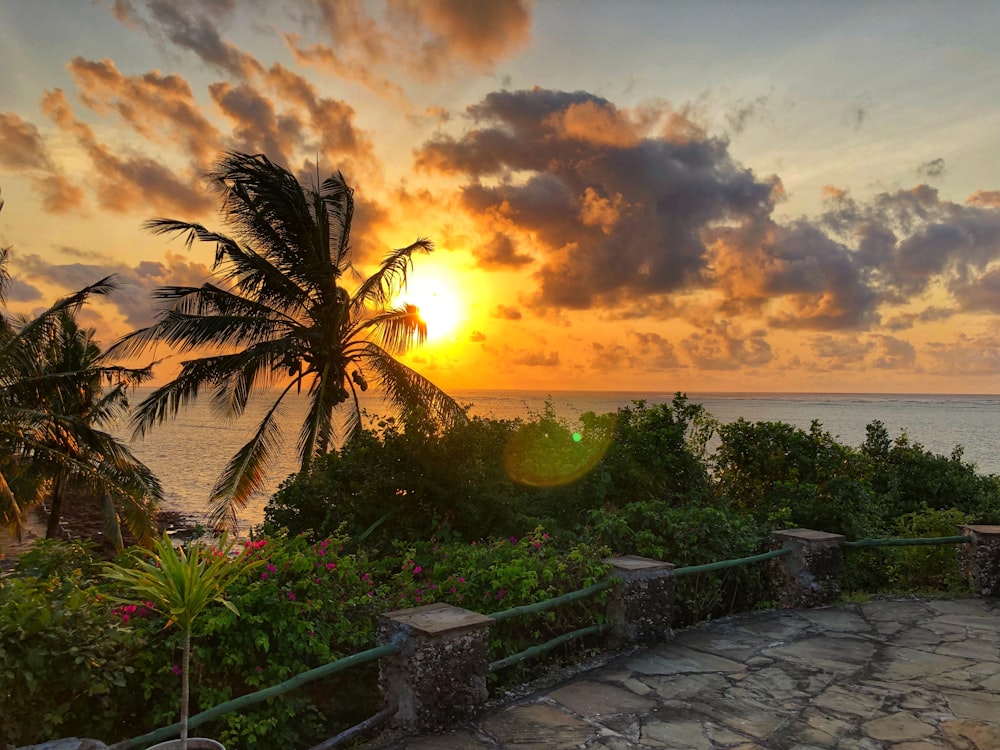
503;421;613;487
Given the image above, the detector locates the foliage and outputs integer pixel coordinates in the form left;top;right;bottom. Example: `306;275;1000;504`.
0;231;160;541
112;151;465;531
103;532;265;747
0;544;135;747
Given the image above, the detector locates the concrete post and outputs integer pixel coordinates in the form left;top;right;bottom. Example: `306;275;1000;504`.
771;529;845;608
604;555;676;647
958;525;1000;597
377;602;493;732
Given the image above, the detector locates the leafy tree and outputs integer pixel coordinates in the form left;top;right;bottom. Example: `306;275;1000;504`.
0;200;161;543
112;152;465;530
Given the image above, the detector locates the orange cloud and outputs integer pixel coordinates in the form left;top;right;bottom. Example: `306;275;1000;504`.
68;56;221;165
0;112;85;213
41;89;211;216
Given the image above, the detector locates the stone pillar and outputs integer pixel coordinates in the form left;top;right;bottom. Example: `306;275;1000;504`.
771;529;845;608
378;602;493;732
604;555;676;647
958;525;1000;597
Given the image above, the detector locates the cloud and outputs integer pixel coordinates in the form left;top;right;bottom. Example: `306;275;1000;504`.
468;330;486;342
681;321;773;371
15;251;212;329
924;333;1000;376
589;331;680;372
511;349;559;367
954;267;1000;313
492;304;522;320
725;92;771;135
209;81;304;168
882;306;954;331
68;56;221;165
418;88;780;312
0;113;85;213
110;0;262;80
0;114;52;170
287;0;531;94
475;233;533;268
808;332;915;370
917;157;946;180
41;89;212;216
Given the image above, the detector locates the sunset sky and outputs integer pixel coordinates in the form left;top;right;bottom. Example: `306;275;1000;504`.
2;1;1000;394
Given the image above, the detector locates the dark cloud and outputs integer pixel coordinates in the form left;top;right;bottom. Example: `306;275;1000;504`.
955;267;1000;313
419;89;779;312
210;81;304;168
110;0;262;80
882;306;954;331
917;157;946;180
870;334;916;369
808;333;915;370
475;233;532;268
6;278;42;303
492;304;522;320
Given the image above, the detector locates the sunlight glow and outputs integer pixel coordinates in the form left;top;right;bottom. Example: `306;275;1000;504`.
399;275;463;342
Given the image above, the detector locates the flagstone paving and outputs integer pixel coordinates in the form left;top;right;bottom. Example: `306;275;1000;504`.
375;598;999;749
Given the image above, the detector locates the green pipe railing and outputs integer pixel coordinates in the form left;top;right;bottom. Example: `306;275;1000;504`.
111;643;398;750
488;579;615;622
844;534;971;549
489;622;612;671
672;547;790;578
113;532;978;748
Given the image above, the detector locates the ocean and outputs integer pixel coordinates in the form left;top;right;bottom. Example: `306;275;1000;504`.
120;390;1000;530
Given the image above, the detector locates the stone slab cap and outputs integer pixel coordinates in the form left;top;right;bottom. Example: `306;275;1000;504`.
960;524;1000;535
773;528;846;543
382;602;492;636
605;555;676;572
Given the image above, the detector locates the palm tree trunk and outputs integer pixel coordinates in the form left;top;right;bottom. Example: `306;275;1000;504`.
180;629;191;750
45;474;65;539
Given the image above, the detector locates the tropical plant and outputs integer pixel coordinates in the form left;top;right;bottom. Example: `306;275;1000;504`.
111;151;465;530
0;200;161;542
103;533;264;749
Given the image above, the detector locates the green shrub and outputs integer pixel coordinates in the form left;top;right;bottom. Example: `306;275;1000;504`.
0;544;137;747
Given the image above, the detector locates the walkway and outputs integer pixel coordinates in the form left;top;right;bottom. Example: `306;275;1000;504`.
377;598;999;749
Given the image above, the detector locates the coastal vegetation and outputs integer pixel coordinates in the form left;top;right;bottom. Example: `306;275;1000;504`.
0;199;161;544
2;397;997;748
110;152;465;532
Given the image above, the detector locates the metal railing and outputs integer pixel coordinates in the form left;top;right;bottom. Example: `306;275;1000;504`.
113;531;977;748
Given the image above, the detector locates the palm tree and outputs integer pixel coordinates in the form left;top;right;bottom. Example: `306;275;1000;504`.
0;270;162;544
112;151;465;531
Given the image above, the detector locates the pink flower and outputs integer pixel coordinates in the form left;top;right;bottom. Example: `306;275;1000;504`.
267;564;276;573
457;577;466;583
286;591;296;601
261;572;268;581
413;566;423;574
121;613;130;623
533;542;541;548
450;587;457;594
256;666;263;673
509;536;517;543
171;664;182;676
326;563;337;570
496;589;506;600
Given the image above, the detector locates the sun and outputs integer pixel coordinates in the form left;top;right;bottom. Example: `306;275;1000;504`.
398;275;463;342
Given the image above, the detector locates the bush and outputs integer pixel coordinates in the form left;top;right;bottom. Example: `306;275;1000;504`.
0;543;137;747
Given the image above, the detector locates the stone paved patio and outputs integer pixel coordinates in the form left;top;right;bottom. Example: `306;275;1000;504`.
375;598;999;749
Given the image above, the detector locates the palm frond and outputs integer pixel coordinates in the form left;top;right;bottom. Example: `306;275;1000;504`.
207;389;288;532
354;342;467;437
350;240;433;315
354;304;427;356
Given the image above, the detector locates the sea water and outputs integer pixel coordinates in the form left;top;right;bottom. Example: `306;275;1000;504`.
120;389;1000;529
